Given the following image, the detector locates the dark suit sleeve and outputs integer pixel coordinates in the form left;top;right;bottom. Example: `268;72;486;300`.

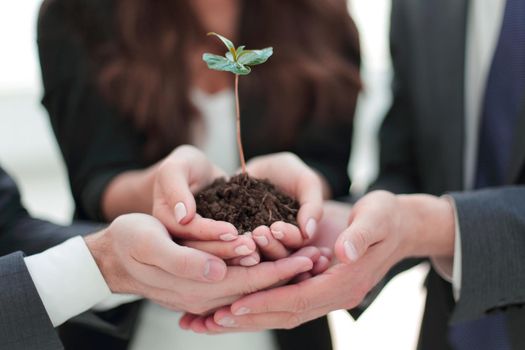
292;119;353;198
368;0;421;194
449;186;525;323
0;252;63;350
0;167;98;256
37;1;145;221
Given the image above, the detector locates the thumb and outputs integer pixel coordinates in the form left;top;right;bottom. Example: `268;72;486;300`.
148;234;228;282
334;215;385;264
156;158;197;226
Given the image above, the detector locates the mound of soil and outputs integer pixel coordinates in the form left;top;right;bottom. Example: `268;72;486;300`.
195;174;299;234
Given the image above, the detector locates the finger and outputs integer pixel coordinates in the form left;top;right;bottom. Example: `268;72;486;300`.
182;235;256;260
127;260;180;290
158;146;226;224
252;225;290;260
154;147;236;241
295;174;324;240
319;247;333;259
289;246;322;263
312;256;331;275
334;216;387;264
222;256;314;296
186;312;229;334
213;308;329;331
188;315;209;333
270;222;304;249
164;212;239;242
137;238;227;282
227;251;261;267
293;272;313;283
179;313;198;330
229;273;330;315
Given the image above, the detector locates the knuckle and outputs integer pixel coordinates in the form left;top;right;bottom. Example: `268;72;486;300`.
284;314;303;330
175;252;191;277
292;295;310;313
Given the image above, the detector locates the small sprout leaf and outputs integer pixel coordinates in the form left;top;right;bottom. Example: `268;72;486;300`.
237;47;273;66
203;34;273;75
207;32;237;59
202;53;251;75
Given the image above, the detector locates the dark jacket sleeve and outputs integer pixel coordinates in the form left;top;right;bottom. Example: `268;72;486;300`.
449;186;525;324
0;252;63;350
292;119;353;198
368;0;420;194
37;1;145;221
0;167;98;256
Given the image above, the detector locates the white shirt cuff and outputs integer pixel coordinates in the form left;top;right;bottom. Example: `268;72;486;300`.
430;196;462;301
24;236;112;327
93;293;142;311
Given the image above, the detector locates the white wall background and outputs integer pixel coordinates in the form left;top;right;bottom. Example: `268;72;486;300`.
0;1;427;349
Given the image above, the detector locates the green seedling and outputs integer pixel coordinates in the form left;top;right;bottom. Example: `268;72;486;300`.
203;32;273;173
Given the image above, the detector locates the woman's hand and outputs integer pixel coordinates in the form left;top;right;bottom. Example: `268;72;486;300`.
152;145;262;264
244;153;327;260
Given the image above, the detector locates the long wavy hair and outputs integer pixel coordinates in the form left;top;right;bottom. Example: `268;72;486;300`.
59;0;361;160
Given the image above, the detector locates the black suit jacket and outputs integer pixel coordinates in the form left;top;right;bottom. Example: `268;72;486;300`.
371;0;525;349
0;166;100;349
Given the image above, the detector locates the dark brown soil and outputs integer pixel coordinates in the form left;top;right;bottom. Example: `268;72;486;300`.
195;174;299;234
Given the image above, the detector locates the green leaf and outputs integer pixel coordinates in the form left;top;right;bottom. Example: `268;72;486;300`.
202;53;251;75
237;47;273;66
207;32;237;60
236;46;246;56
203;33;272;76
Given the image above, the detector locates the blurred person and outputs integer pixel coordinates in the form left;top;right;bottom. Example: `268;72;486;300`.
37;0;361;348
181;0;525;349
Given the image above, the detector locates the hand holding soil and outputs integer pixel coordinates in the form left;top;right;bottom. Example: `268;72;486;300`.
151;145;326;266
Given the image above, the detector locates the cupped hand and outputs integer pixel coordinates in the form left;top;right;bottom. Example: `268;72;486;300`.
85;213;326;315
243;153;327;260
152;145;266;263
179;191;425;333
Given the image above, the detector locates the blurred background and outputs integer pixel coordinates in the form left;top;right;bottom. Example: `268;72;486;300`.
0;1;428;349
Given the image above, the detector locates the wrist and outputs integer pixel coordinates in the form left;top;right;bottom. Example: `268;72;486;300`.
84;229;116;292
102;164;158;220
397;194;455;258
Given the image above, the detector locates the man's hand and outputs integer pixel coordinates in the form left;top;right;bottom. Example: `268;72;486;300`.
179;191;455;332
84;213;322;315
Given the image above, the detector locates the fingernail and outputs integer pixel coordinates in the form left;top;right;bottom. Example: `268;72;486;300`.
305;218;317;239
174;202;187;223
218;317;236;327
220;233;237;241
344;240;359;262
240;256;258;266
271;229;284;240
253;235;269;247
204;260;226;281
235;245;253;256
234;307;251;316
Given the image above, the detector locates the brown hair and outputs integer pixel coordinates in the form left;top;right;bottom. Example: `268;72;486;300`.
66;0;360;159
